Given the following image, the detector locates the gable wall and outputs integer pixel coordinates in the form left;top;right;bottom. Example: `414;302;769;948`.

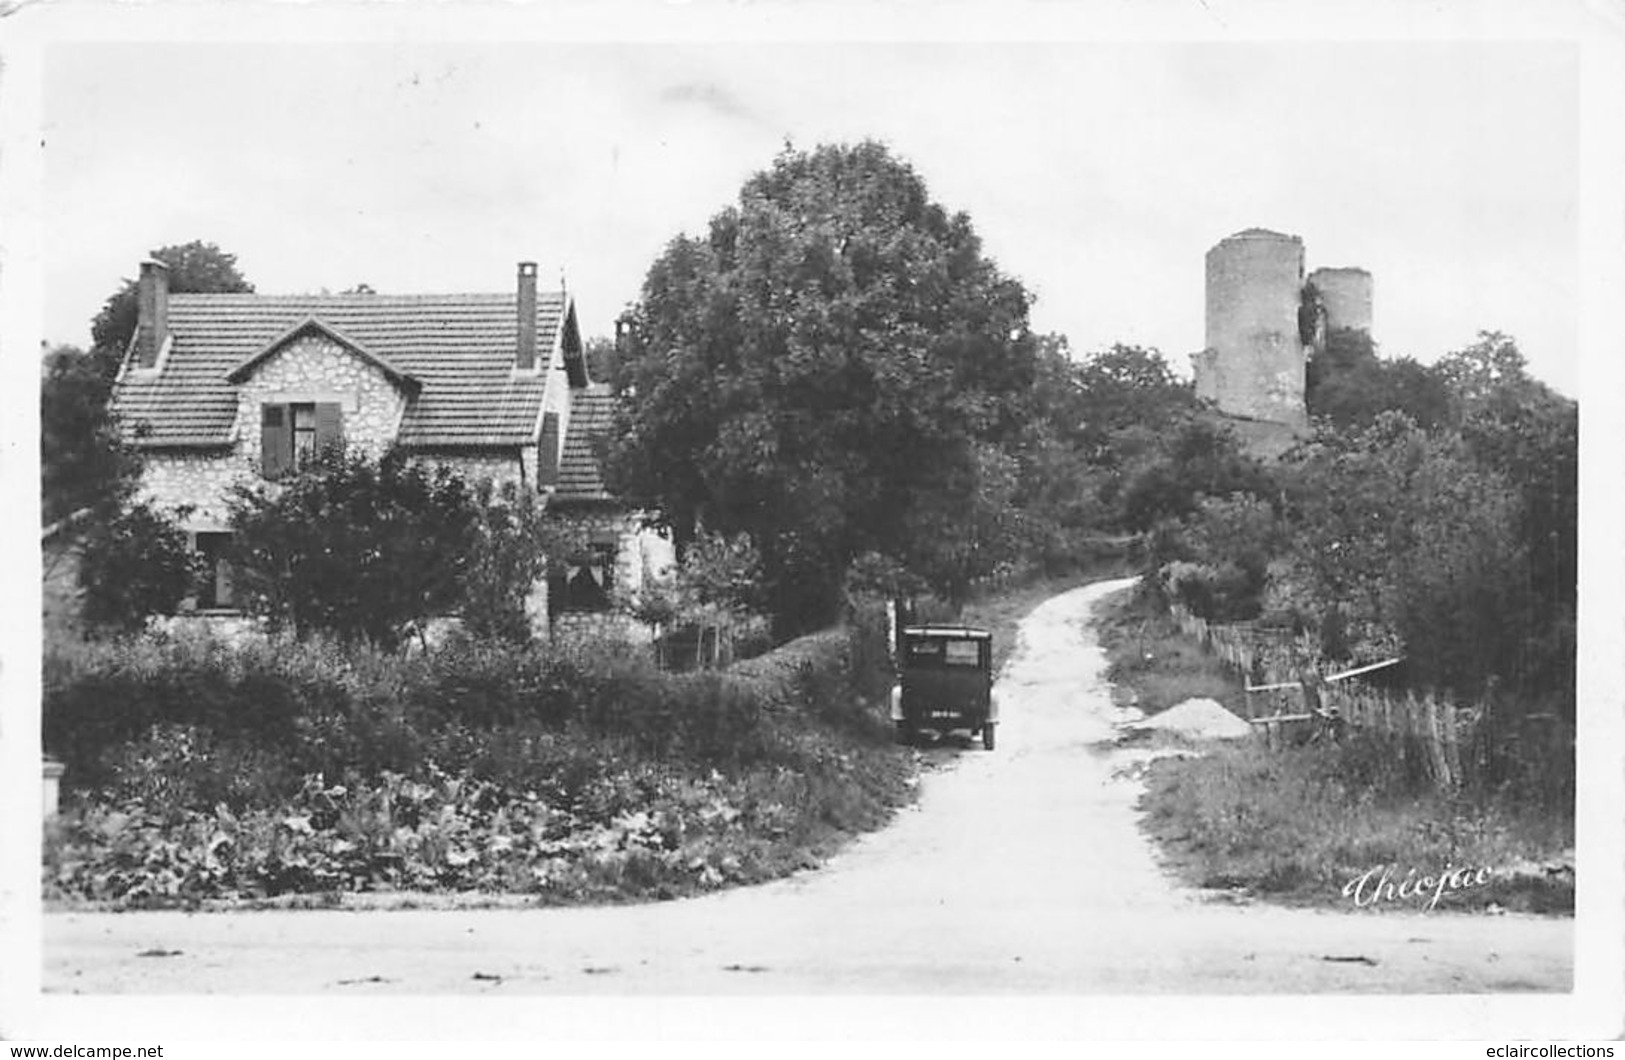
234;333;408;457
541;329;573;473
138;333;410;528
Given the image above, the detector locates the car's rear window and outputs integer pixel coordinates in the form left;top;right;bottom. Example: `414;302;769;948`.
908;638;982;667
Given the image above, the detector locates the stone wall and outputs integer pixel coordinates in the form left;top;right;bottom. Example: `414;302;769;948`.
408;449;528;490
138;332;412;529
139;450;255;529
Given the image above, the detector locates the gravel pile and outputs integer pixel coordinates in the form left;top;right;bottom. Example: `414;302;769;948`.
1126;697;1252;741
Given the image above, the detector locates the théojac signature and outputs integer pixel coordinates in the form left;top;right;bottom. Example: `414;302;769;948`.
1342;864;1494;910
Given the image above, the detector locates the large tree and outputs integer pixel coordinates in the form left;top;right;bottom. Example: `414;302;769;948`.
607;141;1041;633
1439;333;1577;704
1306;328;1451;430
40;344;139;525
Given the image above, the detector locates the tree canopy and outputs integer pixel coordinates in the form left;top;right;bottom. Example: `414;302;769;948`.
41;344;141;525
1306;328;1451;430
606;141;1042;632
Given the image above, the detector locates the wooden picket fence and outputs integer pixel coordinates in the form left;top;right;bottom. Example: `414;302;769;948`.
1167;603;1475;790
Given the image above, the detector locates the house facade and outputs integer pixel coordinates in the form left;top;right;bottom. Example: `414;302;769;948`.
110;258;672;638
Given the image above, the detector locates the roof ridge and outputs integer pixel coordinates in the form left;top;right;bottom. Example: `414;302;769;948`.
171;291;568;302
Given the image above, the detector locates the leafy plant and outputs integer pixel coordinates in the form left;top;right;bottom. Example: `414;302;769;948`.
227;447;481;648
75;502;204;633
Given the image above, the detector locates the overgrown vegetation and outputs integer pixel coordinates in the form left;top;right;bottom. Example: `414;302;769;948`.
43;619;909;908
1145;331;1575;803
1096;588;1247;717
226;448;571;649
1094;327;1577;910
1138;737;1573;913
74;501;204;633
1094;585;1574;914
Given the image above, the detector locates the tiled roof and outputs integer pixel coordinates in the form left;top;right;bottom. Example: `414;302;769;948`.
113;292;573;448
553;385;617;504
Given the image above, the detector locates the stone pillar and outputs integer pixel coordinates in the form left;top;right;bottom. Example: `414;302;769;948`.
42;757;65;818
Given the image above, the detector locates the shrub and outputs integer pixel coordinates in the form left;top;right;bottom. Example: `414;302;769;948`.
44;619;914;907
76;502;203;633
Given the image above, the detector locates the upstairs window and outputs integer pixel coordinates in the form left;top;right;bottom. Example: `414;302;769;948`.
262;402;342;478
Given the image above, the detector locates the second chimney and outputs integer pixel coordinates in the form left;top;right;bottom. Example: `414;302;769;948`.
516;262;538;370
137;259;170;369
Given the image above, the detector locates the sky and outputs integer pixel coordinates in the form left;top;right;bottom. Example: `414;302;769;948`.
33;27;1584;393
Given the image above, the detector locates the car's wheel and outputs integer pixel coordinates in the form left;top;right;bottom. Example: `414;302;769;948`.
982;723;996;751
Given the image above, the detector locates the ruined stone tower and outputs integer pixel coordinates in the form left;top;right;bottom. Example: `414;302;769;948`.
1192;229;1373;457
1194;228;1309;432
1306;265;1374;336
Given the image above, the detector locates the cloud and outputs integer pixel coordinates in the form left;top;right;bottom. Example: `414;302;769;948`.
658;80;765;128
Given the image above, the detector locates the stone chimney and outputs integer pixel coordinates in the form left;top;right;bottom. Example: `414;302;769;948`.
136;258;169;369
516;261;538;370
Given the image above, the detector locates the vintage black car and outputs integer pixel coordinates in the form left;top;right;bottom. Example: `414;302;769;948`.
889;625;998;750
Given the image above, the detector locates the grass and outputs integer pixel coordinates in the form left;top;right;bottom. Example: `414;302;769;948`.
1137;738;1573;913
1093;582;1246;717
1092;581;1574;915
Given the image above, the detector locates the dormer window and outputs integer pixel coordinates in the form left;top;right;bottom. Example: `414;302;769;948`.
262;401;342;478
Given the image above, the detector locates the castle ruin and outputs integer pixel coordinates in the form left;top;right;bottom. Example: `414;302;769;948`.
1191;227;1372;457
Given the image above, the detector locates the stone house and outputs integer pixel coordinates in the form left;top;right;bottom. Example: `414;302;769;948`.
109;258;672;639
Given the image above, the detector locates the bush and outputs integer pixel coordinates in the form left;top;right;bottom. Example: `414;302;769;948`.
44;615;911;907
45;611;896;800
43;633;356;790
76;502;203;633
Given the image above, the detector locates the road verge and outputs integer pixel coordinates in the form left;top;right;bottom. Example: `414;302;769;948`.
1092;581;1574;915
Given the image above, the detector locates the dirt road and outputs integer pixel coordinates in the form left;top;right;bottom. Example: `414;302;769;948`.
42;579;1572;1001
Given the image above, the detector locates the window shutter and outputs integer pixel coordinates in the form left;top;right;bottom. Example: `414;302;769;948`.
537;412;560;486
215;552;235;609
261;404;288;478
315;402;344;457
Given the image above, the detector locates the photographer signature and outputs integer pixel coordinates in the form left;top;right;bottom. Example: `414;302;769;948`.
1342;864;1494;911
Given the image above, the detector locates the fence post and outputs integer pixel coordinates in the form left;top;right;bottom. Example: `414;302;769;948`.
1441;700;1462;792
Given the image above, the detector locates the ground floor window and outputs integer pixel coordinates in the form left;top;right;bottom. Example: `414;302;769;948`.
193;531;236;610
549;538;617;615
